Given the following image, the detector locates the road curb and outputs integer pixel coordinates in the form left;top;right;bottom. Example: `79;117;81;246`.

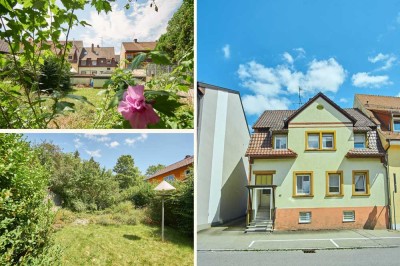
197;245;400;252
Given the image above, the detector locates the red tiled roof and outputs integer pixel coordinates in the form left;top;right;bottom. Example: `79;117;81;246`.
356;94;400;112
246;132;297;158
145;155;194;180
81;46;115;60
346;130;385;158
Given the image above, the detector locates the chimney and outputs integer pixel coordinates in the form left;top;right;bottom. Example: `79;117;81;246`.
97;44;99;48
185;155;191;159
134;38;138;43
91;43;94;52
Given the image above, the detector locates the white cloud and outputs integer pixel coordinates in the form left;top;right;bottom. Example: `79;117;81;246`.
107;141;120;148
83;133;110;142
85;149;101;158
352;72;392;88
222;44;230;59
125;133;148;146
293;47;306;58
73;138;83;149
283;52;294;64
397;92;400;97
237;55;346;116
339;98;348;103
79;1;181;53
242;94;291;115
368;53;396;71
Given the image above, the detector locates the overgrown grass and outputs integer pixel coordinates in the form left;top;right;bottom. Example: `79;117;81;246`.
52;202;193;265
49;87;114;128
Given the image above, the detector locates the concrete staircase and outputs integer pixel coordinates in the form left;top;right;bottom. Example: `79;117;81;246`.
245;207;273;233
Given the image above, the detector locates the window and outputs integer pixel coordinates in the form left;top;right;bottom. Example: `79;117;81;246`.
92;61;97;66
107;68;111;70
256;174;273;185
107;60;111;64
299;212;311;223
352;171;370;196
164;175;174;182
274;135;287;149
81;71;86;74
68;55;73;60
354;134;366;149
322;133;334;149
293;172;313;197
394;120;400;132
81;60;86;66
343;211;355;222
326;171;343;196
185;169;191;176
306;131;336;150
127;54;133;59
92;71;97;75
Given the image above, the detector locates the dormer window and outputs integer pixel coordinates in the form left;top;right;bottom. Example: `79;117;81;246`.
81;60;86;66
394;119;400;132
92;61;97;66
274;135;287;149
354;134;366;149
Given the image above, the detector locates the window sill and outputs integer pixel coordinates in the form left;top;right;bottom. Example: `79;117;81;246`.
305;149;336;151
325;194;344;198
342;220;355;223
352;193;370;197
293;195;314;198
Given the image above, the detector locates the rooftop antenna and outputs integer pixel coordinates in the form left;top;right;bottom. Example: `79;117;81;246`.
298;86;303;107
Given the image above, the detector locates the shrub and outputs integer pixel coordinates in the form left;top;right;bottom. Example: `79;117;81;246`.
122;182;156;208
148;170;193;236
0;134;60;265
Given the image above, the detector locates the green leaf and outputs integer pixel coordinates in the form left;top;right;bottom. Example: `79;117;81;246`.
149;51;171;65
0;0;13;11
107;95;119;110
56;101;75;112
65;94;94;106
151;95;183;117
128;53;147;70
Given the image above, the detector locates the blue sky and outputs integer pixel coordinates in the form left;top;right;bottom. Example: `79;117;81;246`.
65;0;182;53
24;133;193;174
198;0;400;127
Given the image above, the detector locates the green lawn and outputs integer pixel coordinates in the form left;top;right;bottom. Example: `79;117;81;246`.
53;223;193;266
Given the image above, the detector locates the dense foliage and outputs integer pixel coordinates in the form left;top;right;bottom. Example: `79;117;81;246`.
156;0;194;63
39;55;71;93
113;155;141;189
145;164;166;176
149;168;194;236
0;134;59;265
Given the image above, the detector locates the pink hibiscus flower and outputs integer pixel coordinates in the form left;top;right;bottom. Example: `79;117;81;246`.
117;85;160;128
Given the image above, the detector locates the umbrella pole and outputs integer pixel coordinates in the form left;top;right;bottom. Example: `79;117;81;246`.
162;195;164;241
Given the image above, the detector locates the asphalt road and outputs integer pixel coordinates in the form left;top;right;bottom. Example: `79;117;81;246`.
198;247;400;266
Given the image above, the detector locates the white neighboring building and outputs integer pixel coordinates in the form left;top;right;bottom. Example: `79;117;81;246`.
197;82;250;231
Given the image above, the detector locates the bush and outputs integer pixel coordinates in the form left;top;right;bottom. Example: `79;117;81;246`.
0;134;60;265
148;170;193;236
38;55;71;93
122;182;155;208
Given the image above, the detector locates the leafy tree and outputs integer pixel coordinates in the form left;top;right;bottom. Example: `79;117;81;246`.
0;134;59;265
113;155;141;189
145;164;166;176
156;0;194;62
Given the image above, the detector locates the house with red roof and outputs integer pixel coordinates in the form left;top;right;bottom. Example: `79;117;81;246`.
246;92;387;232
145;155;193;183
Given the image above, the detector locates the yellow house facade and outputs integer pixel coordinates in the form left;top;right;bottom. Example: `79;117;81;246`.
246;93;387;232
355;94;400;229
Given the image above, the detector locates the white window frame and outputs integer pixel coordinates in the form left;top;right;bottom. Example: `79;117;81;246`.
354;134;366;149
322;133;334;149
299;212;311;224
92;60;97;66
274;135;287;150
296;174;311;195
307;133;320;149
68;55;73;60
343;211;355;222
